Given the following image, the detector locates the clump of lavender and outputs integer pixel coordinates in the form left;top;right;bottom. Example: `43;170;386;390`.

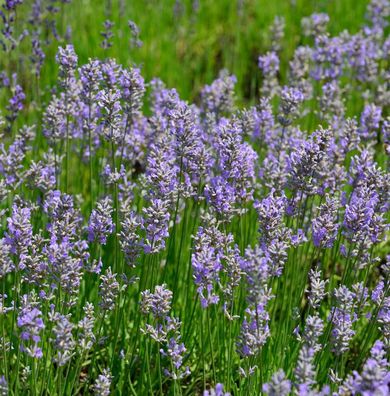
340;340;390;395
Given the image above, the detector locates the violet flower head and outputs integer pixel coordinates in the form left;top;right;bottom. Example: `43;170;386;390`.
263;369;291;396
0;238;14;279
329;285;357;355
17;294;45;359
140;284;172;319
343;340;390;395
278;86;304;126
204;176;236;220
203;383;230;396
128;20;142;48
307;269;328;309
99;267;120;312
258;51;279;76
258;51;280;97
142;197;170;254
161;335;190;379
100;20;114;50
312;34;346;81
294;345;316;389
6;83;25;123
302;13;330;36
0;376;8;396
191;217;233;308
359;103;382;140
97;88;122;144
56;44;78;85
45;236;83;298
254;190;287;245
50;312;75;366
200;70;236;117
88;196;114;245
269;16;285;53
5;202;33;263
92;368;112;396
366;0;390;31
119;67;145;114
311;196;339;248
237;287;273;357
78;302;96;352
119;211;142;268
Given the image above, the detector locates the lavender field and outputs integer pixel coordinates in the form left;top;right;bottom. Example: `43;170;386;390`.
0;0;389;395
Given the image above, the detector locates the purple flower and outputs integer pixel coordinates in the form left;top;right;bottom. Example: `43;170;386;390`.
0;375;8;395
192;217;233;308
0;238;14;278
92;368;112;396
5;203;33;264
17;294;45;359
99;267;120;311
342;340;390;395
302;13;330;36
312;196;339;248
359;104;382;140
100;20;114;50
200;70;236;116
88;197;114;245
237;300;271;356
140;284;172;319
56;45;78;88
50;312;75;366
6;83;25;123
203;383;230;396
258;51;280;97
263;369;291;396
278;86;304;126
329;285;357;355
142;198;170;253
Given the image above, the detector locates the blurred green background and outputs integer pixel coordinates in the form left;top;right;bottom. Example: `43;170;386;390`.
3;0;370;106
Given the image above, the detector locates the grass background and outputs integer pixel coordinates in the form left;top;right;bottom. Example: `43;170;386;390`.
4;0;370;105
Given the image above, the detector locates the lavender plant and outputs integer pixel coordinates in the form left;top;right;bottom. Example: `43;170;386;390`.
0;1;389;395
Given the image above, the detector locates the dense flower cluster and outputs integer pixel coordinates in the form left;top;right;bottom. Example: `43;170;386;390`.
0;0;389;395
